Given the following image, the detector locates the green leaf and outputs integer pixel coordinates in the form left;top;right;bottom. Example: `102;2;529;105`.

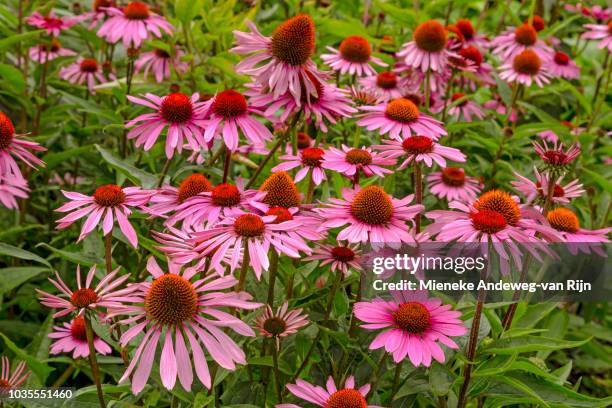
0;30;44;51
0;332;53;383
0;243;51;267
175;0;204;24
483;336;591;355
582;168;612;193
42;145;94;171
0;63;25;93
95;145;157;188
37;243;103;267
429;363;454;396
0;267;48;295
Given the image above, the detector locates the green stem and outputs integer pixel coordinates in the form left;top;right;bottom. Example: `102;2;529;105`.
414;161;423;233
104;233;112;274
271;344;282;402
157;157;172;188
236;247;251;292
84;314;106;408
266;251;279;306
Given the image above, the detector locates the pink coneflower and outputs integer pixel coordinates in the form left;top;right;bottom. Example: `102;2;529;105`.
490;23;553;60
49;316;112;358
279;376;382;408
37;264;132;318
201;90;273;151
304;243;362;276
511;168;585;205
97;2;173;48
427;167;482;202
79;0;116;29
448;92;485;121
547;51;580;79
359;71;410;102
166;179;267;227
126;92;207;158
397;20;452;72
533;140;580;168
27;10;76;36
447;19;489;49
147;173;213;219
55;185;152;248
458;46;495;86
0;356;30;393
537;130;559;143
231;15;325;104
499;49;551;87
254;302;309;349
135;47;188;83
566;4;611;21
59;57;109;93
315;186;424;244
322;145;394;179
111;257;261;393
0;112;46;178
188;212;311;279
354;290;467;366
272;147;326;185
374;136;466;169
29;38;76;64
357;98;447;141
582;21;612;51
546;208;611;255
321;35;387;76
483;95;518;122
349;85;379;106
0;175;29;209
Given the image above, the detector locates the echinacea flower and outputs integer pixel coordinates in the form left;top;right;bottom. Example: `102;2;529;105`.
533;140;580;169
0;356;30;393
29;38;76;64
581;21;612;52
448;93;486;121
55;184;153;248
359;71;411;102
147;173;213;220
27;10;76;36
354;290;467;366
546;208;611;255
37;264;132;318
278;376;383;408
231;15;326;104
135;47;188;83
260;171;302;209
349;85;378;106
0;175;29;209
201;90;273;151
111;257;262;393
537;130;559;143
126;92;208;158
458;46;496;87
254;302;309;349
79;0;116;29
511;168;585;205
322;145;395;179
321;35;387;76
315;186;424;244
427;167;482;202
304;243;362;276
447;19;489;49
272;147;327;185
357;98;447;141
499;49;551;87
490;23;553;60
397;20;452;72
97;2;174;48
374;136;466;169
59;57;109;93
0;112;46;178
546;51;580;79
49;316;112;358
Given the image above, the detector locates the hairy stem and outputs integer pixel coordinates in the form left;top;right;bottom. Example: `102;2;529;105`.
84;314;106;408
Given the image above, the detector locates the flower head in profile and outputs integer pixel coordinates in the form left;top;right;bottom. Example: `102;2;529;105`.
321;35;387;76
272;147;327;185
315;186;424;244
79;0;117;29
135;47;188;83
359;71;411;102
533;140;580;170
304;243;362;276
447;19;489;49
354;290;467;366
279;376;382;408
97;1;174;48
427;167;482;203
499;49;551;87
201;90;274;151
0;112;46;179
357;98;447;141
111;258;261;393
59;57;110;93
374;136;466;169
581;21;612;52
546;208;611;256
27;10;76;36
37;264;132;318
0;175;29;210
29;38;76;64
49;315;112;358
546;51;580;79
255;302;309;349
0;356;30;394
448;93;486;121
458;46;495;87
260;171;302;209
397;20;452;72
55;185;153;247
322;145;395;179
231;15;326;104
126;92;208;158
511;168;585;205
490;23;553;60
